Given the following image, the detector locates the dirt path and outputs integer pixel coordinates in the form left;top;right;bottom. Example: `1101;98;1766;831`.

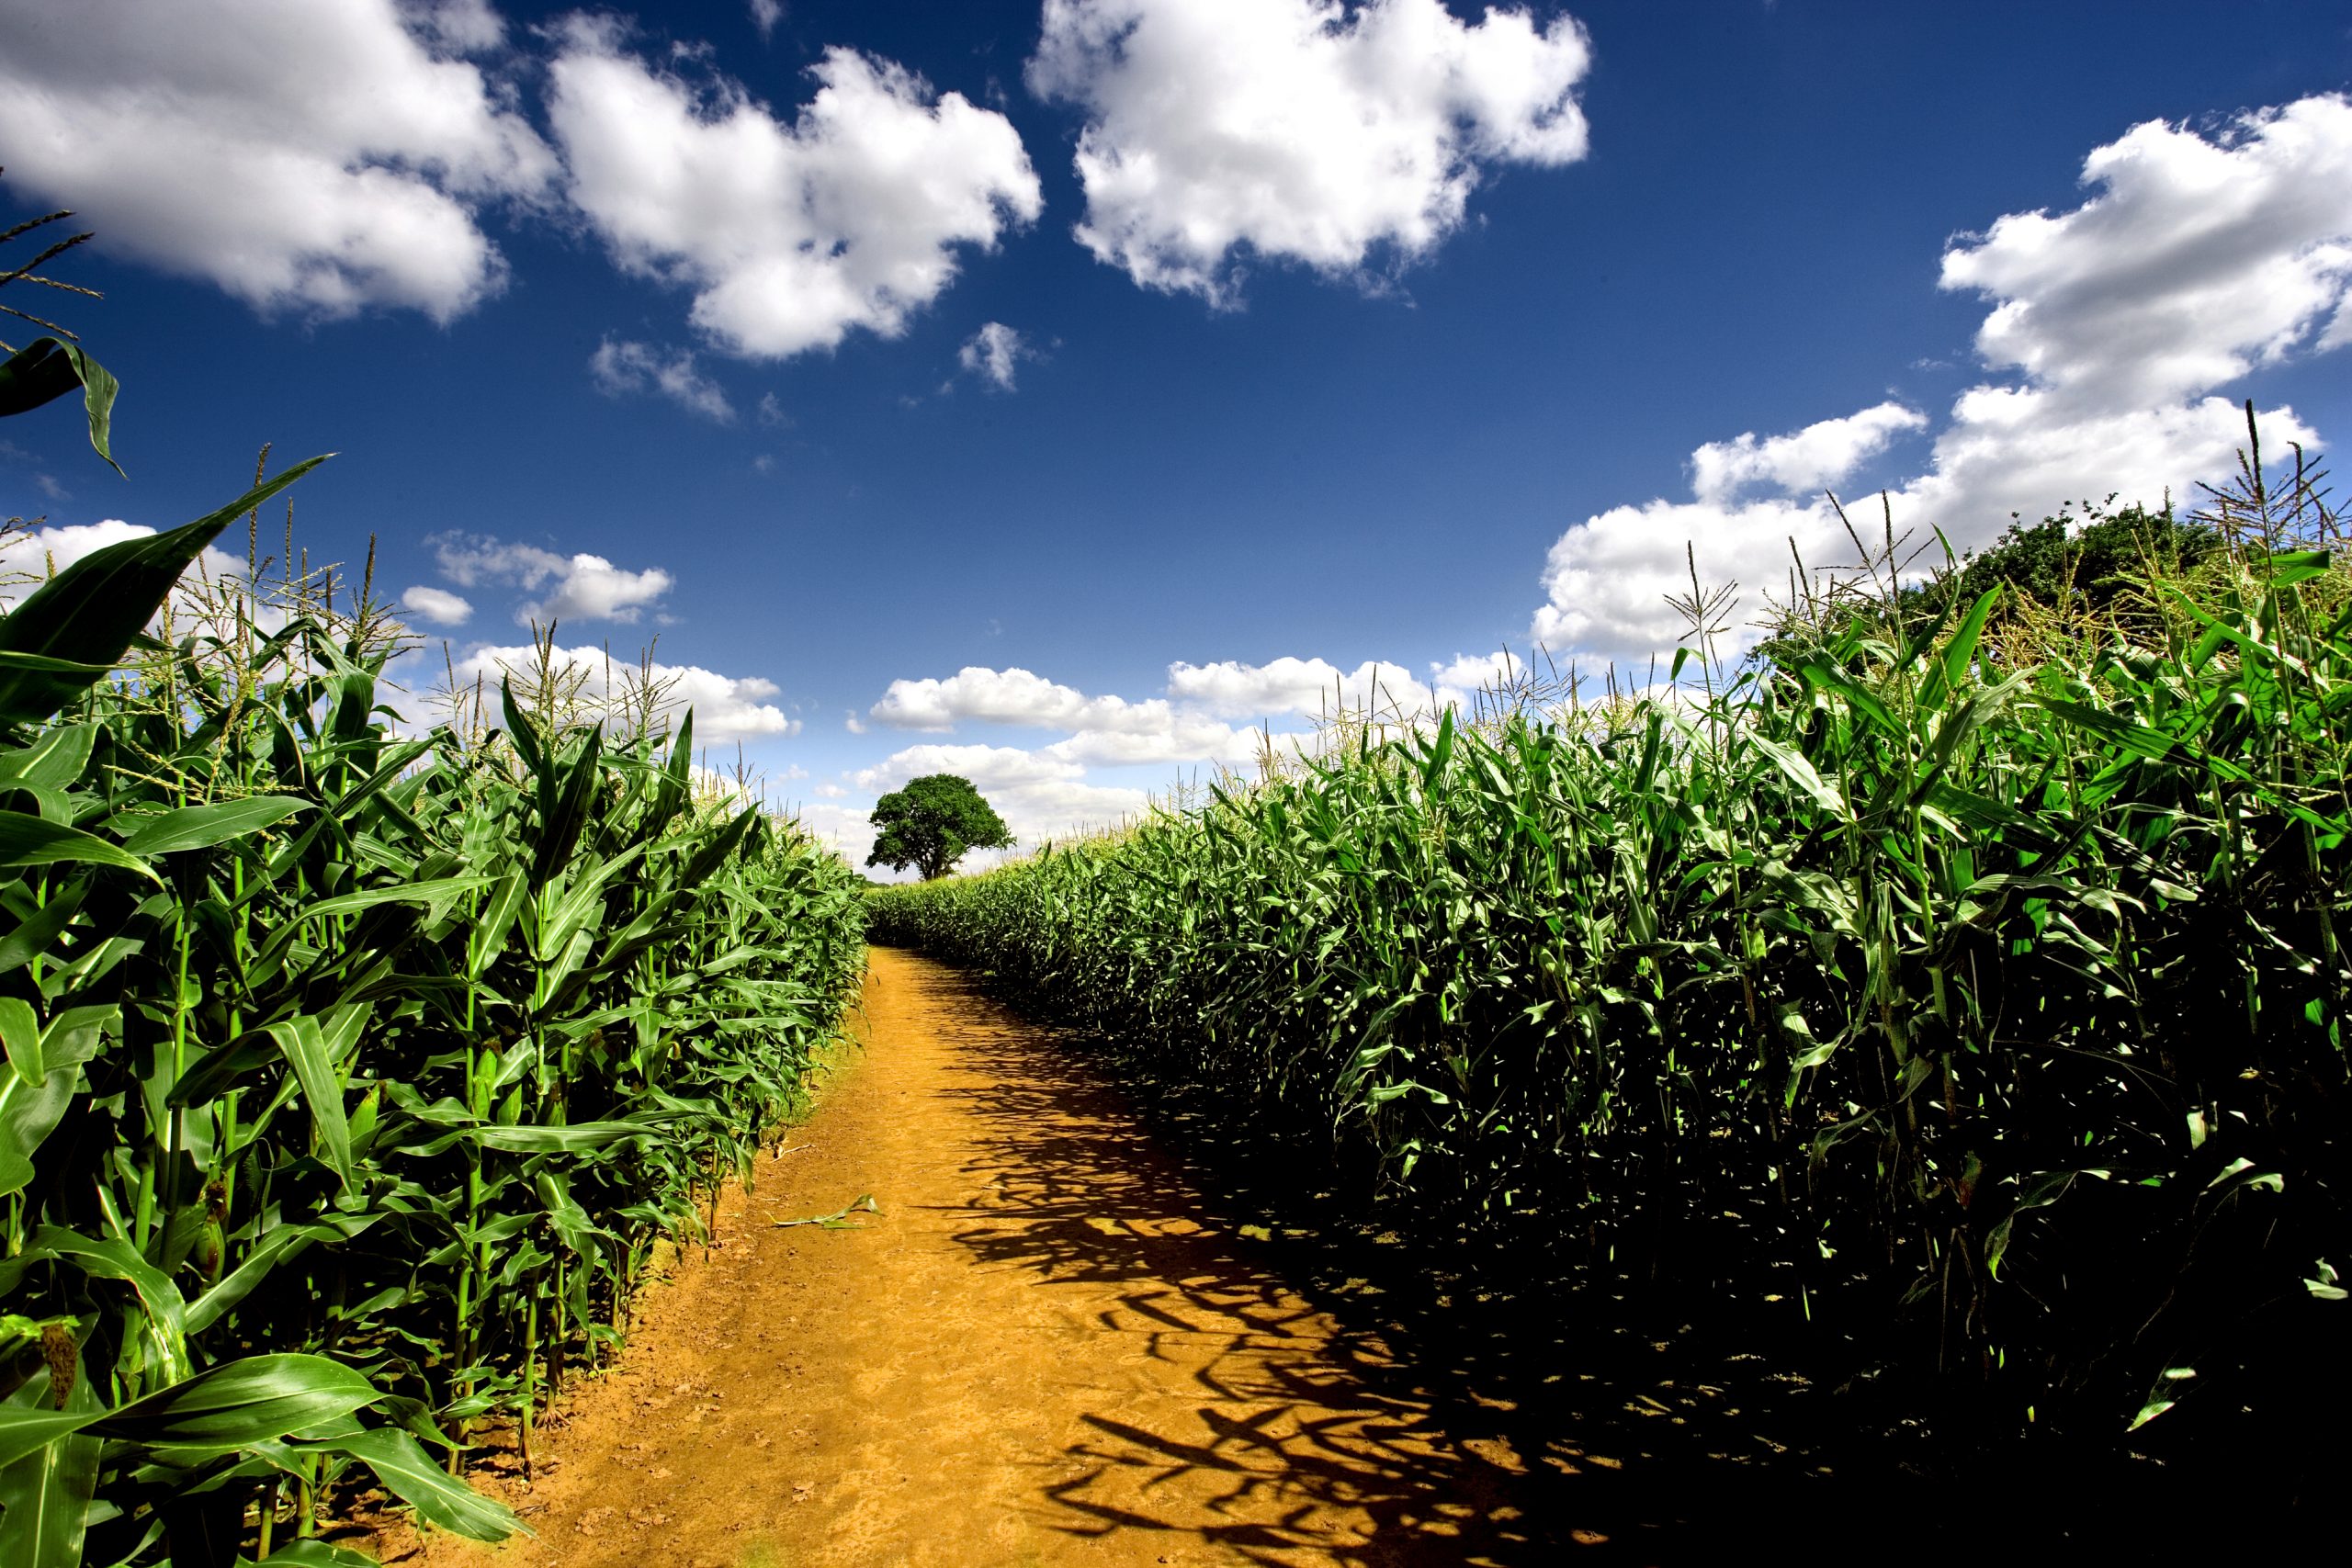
364;946;1542;1568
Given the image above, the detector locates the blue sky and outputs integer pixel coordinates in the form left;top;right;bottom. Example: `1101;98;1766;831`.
4;0;2350;865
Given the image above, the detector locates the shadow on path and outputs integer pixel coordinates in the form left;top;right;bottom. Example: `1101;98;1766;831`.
893;953;2260;1565
895;956;1540;1563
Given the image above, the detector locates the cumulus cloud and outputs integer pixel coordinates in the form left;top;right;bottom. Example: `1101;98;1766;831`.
1532;94;2352;672
1939;95;2352;413
1166;656;1432;718
0;0;554;321
400;584;474;626
749;1;784;42
589;338;736;421
1690;402;1927;505
439;641;797;741
431;534;674;626
1532;494;1836;672
547;19;1041;358
866;664;1274;773
957;322;1032;389
869;664;1169;733
1026;0;1591;302
787;797;880;866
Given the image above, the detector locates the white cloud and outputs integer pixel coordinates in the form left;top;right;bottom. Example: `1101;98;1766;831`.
869;661;1329;768
757;392;791;426
1690;402;1927;505
401;584;474;626
787;798;878;866
438;641;798;742
432;534;674;626
1532;493;1837;673
851;741;1081;792
1026;0;1591;302
869;664;1171;733
1038;718;1267;771
1939;95;2352;414
0;0;554;321
1532;94;2352;671
1166;655;1432;718
957;321;1032;389
749;1;785;42
854;661;1335;855
547;19;1041;358
589;338;736;421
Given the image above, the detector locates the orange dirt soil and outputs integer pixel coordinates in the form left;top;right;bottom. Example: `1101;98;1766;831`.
353;945;1549;1568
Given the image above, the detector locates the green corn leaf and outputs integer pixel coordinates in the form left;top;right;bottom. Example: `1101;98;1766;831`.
467;869;526;979
2264;548;2332;589
117;795;311;857
0;809;157;881
0;723;97;793
528;728;605;889
1748;736;1852;821
0;876;86;976
471;1119;669;1153
1794;660;1901;736
263;1017;355;1191
184;1223;334;1336
0;456;327;726
0;1410;98;1475
534;1171;605;1258
0;998;40;1089
0;1015;99;1197
1938;584;2001;697
0;336;119;473
2034;698;2195;766
295;874;492;923
30;1225;188;1385
234;1541;381;1568
300;1427;526;1541
0;1345;101;1568
93;1354;379;1453
500;676;546;779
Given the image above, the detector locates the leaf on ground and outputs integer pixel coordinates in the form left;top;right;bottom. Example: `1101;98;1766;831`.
773;1194;879;1230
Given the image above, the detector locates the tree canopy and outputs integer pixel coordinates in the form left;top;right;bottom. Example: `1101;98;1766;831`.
866;773;1013;880
1755;501;2222;673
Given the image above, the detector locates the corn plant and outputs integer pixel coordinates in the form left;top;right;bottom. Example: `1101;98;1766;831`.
0;211;865;1565
870;431;2349;1467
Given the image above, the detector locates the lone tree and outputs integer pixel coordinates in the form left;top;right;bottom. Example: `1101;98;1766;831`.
866;773;1013;880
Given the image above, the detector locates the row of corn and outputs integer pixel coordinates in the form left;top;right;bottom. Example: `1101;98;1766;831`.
871;457;2349;1462
1;376;865;1562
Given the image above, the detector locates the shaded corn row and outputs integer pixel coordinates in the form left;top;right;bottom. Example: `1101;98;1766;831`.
872;490;2350;1458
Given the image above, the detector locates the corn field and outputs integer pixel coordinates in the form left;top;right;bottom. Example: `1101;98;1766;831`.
870;442;2352;1472
0;216;865;1565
